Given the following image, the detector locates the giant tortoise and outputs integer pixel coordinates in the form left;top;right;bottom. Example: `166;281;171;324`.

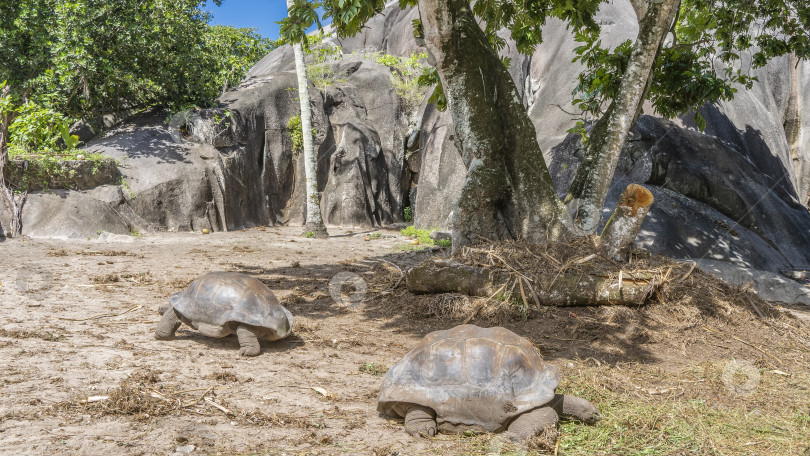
155;272;293;356
378;325;600;442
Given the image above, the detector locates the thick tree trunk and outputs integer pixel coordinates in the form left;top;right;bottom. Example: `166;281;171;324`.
406;258;654;306
565;0;680;234
418;0;575;249
599;184;654;261
287;0;328;238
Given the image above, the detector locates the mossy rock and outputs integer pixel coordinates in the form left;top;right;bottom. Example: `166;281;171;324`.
6;158;119;191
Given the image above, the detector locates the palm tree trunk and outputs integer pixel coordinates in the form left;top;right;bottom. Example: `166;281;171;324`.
286;0;328;237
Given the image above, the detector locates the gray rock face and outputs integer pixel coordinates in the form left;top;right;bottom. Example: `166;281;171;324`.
327;3;425;57
211;58;409;228
85;116;225;233
199;72;304;229
317;60;408;226
5;190;131;240
413;105;464;230
548;115;810;271
695;259;810;306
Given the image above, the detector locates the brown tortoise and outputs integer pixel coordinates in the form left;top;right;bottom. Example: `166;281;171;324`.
378;325;600;442
155;272;293;356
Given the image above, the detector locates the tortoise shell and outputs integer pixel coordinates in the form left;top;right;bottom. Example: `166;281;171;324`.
169;271;292;340
378;325;560;432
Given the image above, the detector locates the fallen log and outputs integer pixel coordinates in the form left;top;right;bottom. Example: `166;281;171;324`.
405;258;655;306
405;258;509;297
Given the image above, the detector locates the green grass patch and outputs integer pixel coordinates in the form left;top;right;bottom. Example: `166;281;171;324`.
358;362;388;376
400;225;452;248
553;361;810;456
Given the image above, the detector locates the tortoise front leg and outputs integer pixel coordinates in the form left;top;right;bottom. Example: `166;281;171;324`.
236;324;261;356
548;394;601;423
505;406;558;442
155;308;182;340
404;405;438;437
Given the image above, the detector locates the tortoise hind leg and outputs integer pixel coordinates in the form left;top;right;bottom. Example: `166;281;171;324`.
404;405;438;437
236;324;261;356
505;406;558;446
155;309;182;340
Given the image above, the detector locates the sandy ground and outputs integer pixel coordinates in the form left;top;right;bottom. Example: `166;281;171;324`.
1;226;808;456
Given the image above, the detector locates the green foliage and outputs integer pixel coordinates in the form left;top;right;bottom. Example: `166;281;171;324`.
199;25;277;101
400;225;431;244
417;67;447;112
403;206;412;223
287;114;304;155
364;51;429;114
6;100;75;156
435;238;452;248
571;0;808;134
119;177;135;200
569;33;632;140
58;123;80;150
677;0;809;66
0;1;274;118
303;231;316;238
286;111;317;156
304;32;346;89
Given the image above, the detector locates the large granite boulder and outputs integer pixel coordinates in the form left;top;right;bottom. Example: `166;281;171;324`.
85;116;225;233
547;113;810;272
193;57;410;228
0;190;131;240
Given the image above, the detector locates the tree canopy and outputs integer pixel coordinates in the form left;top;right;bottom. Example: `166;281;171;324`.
573;0;810;131
0;0;274;117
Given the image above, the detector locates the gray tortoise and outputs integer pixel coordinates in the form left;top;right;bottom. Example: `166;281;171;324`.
155;272;293;356
378;325;600;442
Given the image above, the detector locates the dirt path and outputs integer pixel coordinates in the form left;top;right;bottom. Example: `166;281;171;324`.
1;227;809;455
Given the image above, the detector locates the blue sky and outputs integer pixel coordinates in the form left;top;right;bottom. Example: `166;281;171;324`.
205;0;325;40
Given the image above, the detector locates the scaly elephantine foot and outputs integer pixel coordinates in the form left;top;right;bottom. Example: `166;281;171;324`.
236;325;261;356
548;394;601;423
154;308;181;340
506;406;559;441
404;405;437;437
